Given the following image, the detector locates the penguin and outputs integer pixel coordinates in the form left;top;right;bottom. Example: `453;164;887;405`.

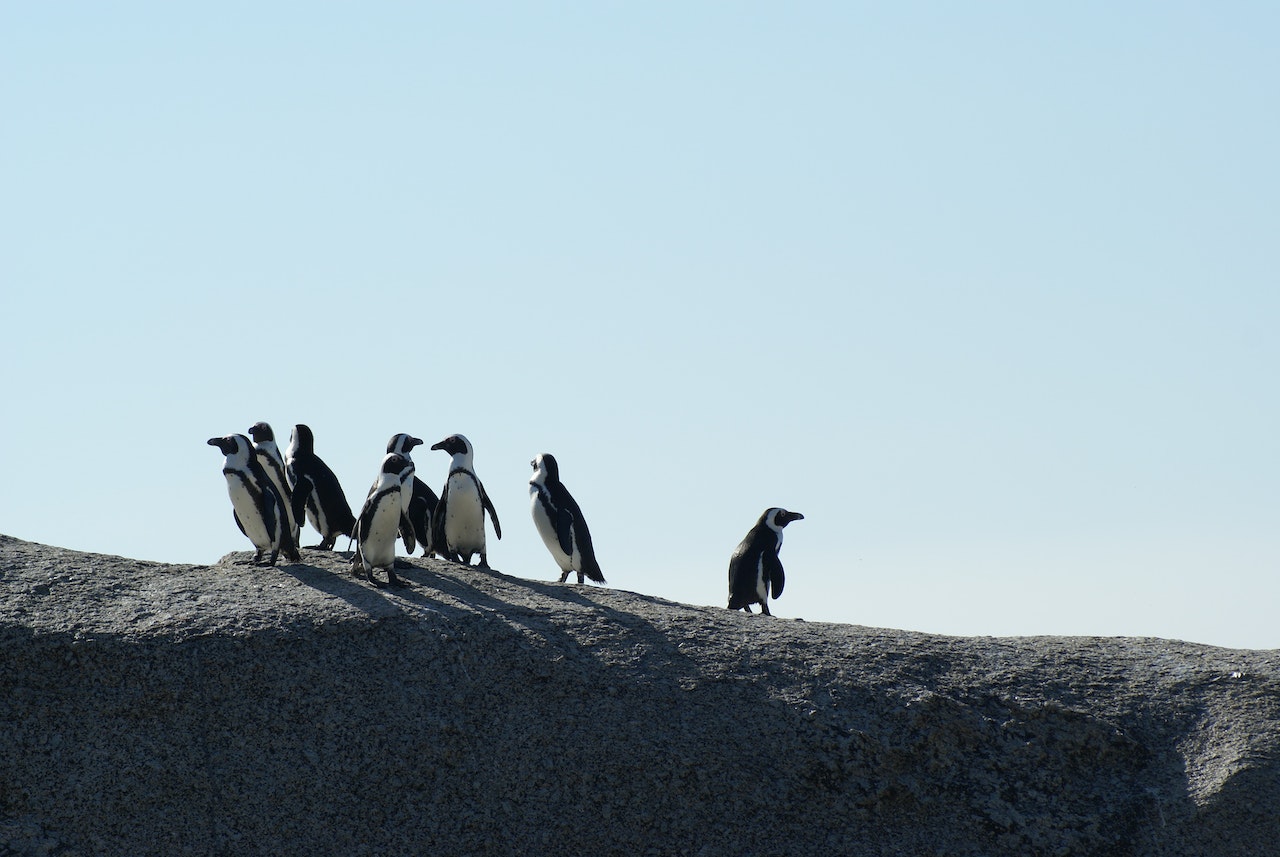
430;434;501;567
727;508;804;616
285;423;356;550
386;433;439;557
352;452;411;586
247;421;299;547
528;453;605;584
208;434;300;567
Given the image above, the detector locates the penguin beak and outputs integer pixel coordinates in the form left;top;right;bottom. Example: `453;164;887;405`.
207;437;231;454
430;440;446;451
782;510;805;525
409;437;424;449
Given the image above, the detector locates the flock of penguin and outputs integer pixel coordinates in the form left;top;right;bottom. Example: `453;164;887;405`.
208;422;804;616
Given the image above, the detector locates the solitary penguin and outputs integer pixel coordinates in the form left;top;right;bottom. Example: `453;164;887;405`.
208;434;300;567
386;433;439;557
285;423;356;550
529;453;605;584
727;508;804;616
247;421;298;546
430;434;501;567
353;452;411;586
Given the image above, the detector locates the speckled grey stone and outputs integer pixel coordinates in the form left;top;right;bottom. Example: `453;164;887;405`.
2;534;1278;856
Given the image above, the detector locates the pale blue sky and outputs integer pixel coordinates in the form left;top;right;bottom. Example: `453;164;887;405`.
3;4;1276;648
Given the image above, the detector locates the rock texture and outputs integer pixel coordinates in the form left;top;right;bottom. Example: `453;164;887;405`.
1;533;1278;856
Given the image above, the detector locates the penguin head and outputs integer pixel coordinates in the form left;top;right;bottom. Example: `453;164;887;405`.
208;434;251;461
430;434;472;459
289;424;315;457
387;433;424;455
764;508;804;532
247;422;275;444
530;453;560;486
381;452;411;476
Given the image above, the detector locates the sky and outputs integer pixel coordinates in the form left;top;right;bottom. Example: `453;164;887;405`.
2;3;1276;649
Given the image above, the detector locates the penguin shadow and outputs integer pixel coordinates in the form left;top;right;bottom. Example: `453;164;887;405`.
397;561;707;677
278;552;713;683
276;550;426;618
394;562;568;623
402;560;615;619
275;551;511;625
281;556;805;702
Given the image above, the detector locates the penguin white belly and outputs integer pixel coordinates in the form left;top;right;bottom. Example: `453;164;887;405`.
530;488;575;572
755;556;769;603
304;494;329;539
445;474;486;552
399;475;414;519
226;475;273;551
362;495;401;570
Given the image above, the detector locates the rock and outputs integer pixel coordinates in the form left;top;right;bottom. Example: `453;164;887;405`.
1;533;1278;856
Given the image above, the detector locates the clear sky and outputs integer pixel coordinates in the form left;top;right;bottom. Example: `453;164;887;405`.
3;3;1276;649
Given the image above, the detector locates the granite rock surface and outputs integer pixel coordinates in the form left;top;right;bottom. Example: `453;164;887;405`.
2;534;1277;856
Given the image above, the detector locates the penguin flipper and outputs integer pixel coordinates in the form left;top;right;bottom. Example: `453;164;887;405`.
479;481;502;540
354;494;373;544
410;479;436;552
260;485;280;552
432;483;450;555
400;513;417;554
257;472;285;533
765;552;785;600
290;474;312;531
555;508;575;558
275;493;301;562
233;510;247;538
